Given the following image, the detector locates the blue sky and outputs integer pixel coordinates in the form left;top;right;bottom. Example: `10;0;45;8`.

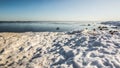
0;0;120;21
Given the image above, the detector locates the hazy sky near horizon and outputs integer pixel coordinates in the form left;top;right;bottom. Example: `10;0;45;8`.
0;0;120;21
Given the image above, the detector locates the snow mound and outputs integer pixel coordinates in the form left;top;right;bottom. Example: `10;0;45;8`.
0;30;120;68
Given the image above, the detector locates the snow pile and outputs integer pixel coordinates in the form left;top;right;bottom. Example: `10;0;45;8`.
0;29;120;68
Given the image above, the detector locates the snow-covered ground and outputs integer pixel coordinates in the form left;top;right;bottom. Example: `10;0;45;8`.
0;22;120;68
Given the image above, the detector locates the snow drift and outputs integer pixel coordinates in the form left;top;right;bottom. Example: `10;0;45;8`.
0;28;120;68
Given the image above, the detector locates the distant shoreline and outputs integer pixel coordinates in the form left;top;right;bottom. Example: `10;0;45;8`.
0;21;100;23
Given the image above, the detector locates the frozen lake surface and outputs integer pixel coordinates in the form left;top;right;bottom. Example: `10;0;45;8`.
0;21;101;32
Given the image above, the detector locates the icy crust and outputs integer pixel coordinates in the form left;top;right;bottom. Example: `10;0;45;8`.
0;30;120;68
